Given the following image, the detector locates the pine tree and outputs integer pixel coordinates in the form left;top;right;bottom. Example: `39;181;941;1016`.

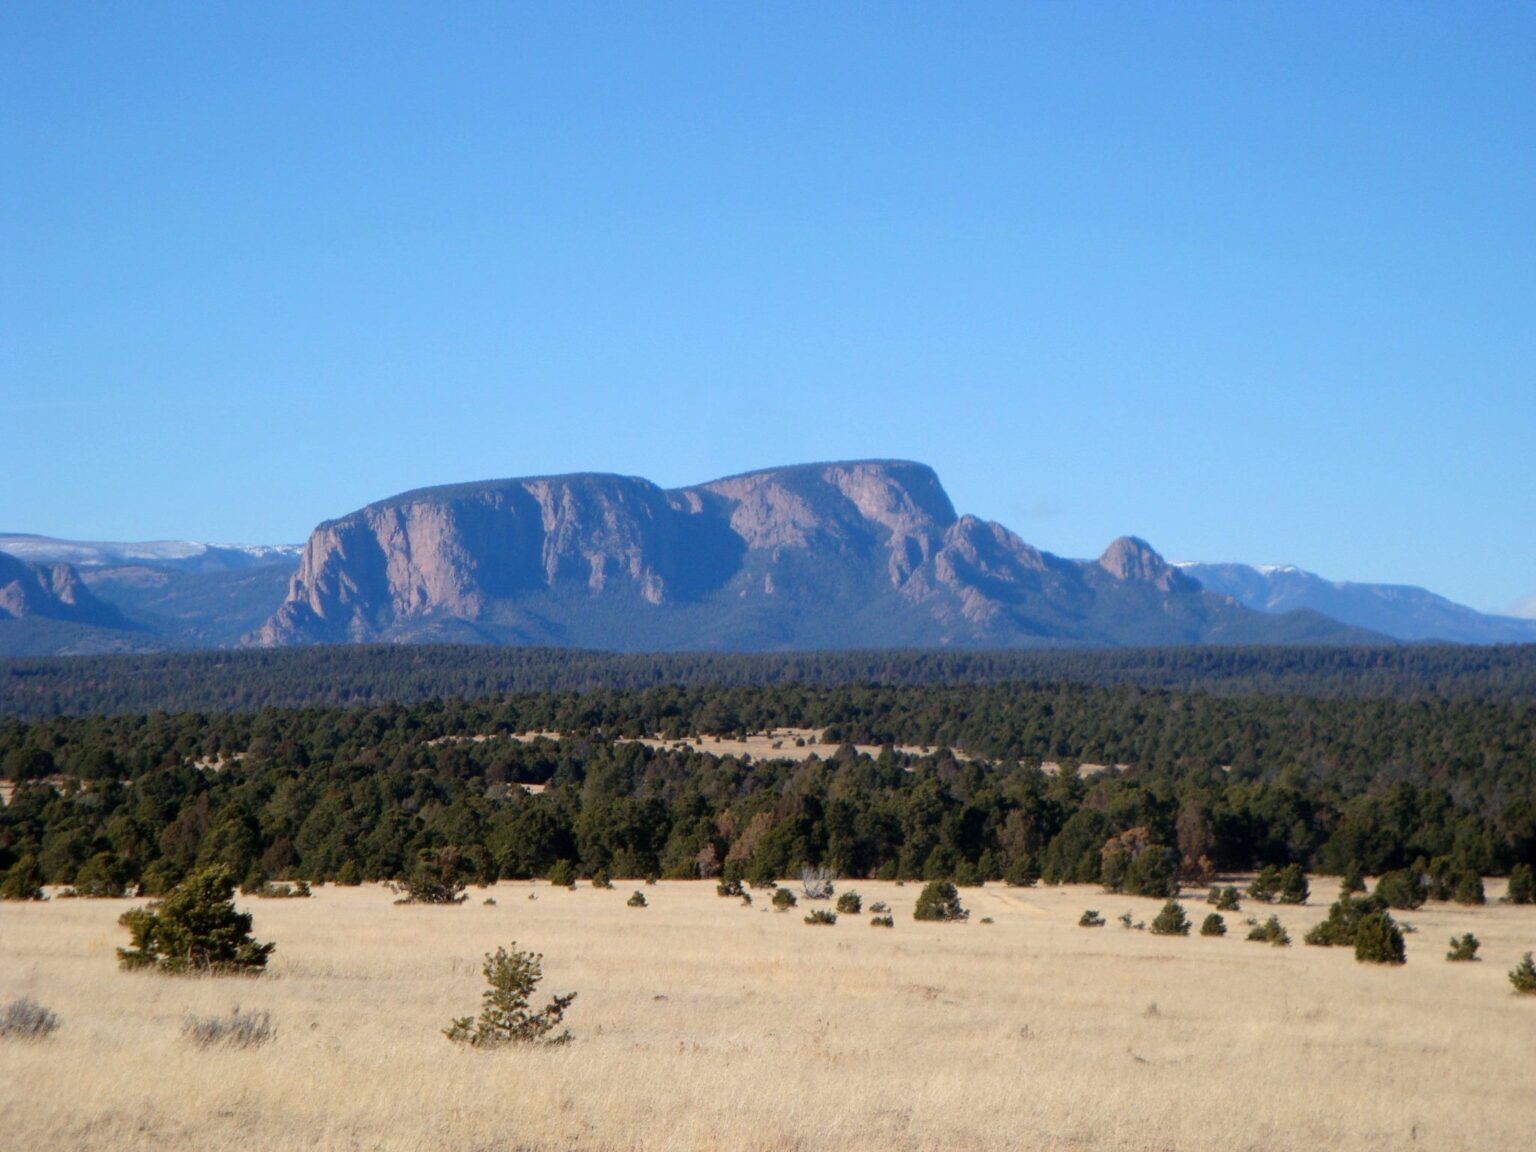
444;944;576;1047
1445;933;1479;962
1510;952;1536;995
1150;900;1191;936
1506;864;1535;905
913;880;968;922
1353;912;1406;965
1247;865;1282;902
117;865;274;974
1505;872;1529;909
1340;864;1367;896
1;854;46;901
1452;872;1485;906
1276;864;1309;905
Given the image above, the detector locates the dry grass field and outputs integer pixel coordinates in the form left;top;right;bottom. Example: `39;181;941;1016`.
2;877;1534;1152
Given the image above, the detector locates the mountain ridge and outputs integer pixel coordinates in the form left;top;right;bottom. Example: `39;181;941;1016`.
251;460;1376;651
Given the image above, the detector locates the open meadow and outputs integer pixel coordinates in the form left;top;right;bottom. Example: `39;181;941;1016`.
2;877;1534;1152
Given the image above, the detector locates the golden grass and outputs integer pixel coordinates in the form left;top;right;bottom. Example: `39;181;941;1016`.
2;877;1534;1151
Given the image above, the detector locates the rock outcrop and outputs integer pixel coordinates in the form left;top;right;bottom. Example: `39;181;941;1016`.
250;461;1374;650
0;552;131;628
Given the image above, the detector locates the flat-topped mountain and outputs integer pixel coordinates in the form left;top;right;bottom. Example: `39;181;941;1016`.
251;461;1374;650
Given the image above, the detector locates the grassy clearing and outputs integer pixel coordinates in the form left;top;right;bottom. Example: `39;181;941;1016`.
1;878;1533;1151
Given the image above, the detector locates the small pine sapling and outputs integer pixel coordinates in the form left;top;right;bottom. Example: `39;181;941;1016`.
445;944;576;1047
1445;933;1479;962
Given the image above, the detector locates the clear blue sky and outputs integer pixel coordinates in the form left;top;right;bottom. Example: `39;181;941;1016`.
2;3;1532;615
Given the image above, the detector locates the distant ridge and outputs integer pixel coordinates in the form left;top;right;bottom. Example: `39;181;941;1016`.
1177;562;1536;645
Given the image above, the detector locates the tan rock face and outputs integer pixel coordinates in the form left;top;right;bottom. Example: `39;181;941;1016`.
249;460;1343;650
0;553;127;627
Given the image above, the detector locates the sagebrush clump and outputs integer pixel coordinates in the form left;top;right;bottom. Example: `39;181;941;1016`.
771;888;797;911
804;909;837;926
0;996;59;1040
1200;913;1226;937
835;891;862;915
627;890;647;908
445;944;576;1047
1078;909;1106;927
117;865;274;974
182;1007;275;1048
870;914;894;928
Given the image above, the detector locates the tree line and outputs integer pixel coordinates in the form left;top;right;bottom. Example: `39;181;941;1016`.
6;643;1536;719
3;675;1533;896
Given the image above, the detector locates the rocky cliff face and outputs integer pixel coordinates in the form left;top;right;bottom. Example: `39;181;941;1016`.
250;461;1374;650
0;552;131;628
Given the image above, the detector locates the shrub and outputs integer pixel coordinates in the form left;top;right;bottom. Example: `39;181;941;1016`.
1375;868;1427;910
590;869;613;890
627;891;647;908
117;865;274;974
1078;909;1106;927
483;897;497;906
1452;873;1485;906
1510;952;1536;995
870;915;894;928
1446;933;1480;962
1150;901;1190;936
913;880;968;922
445;944;576;1047
716;878;743;898
0;996;59;1039
1200;913;1226;937
747;876;778;890
804;909;837;926
255;880;311;899
1304;894;1387;947
1276;864;1309;905
1;854;46;902
546;860;577;889
1247;865;1282;902
70;852;131;898
1003;855;1040;888
800;865;835;900
1247;915;1290;947
335;860;363;886
1340;864;1367;896
771;888;797;911
869;901;890;914
1207;885;1241;911
182;1007;275;1049
1506;864;1535;905
953;860;982;888
398;848;468;905
835;891;862;915
1353;912;1406;965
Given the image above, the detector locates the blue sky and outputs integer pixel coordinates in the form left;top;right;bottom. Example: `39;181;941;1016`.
2;4;1532;615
